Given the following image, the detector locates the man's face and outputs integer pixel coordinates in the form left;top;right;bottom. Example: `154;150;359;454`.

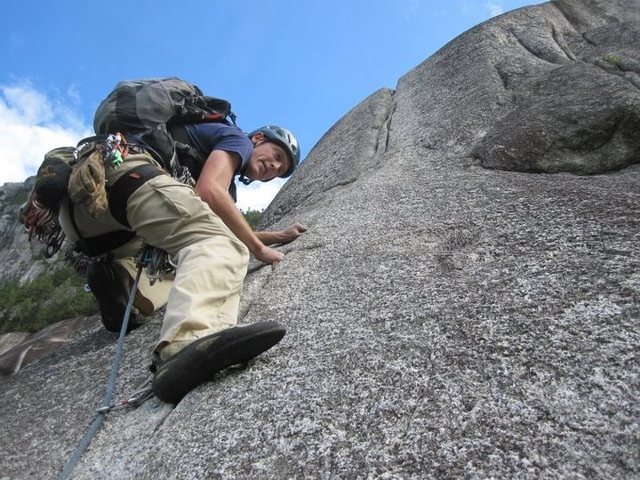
245;133;291;182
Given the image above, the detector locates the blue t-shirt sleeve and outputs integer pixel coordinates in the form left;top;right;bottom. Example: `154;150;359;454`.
184;123;253;174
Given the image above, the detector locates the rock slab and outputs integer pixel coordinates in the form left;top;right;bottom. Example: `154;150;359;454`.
0;1;639;478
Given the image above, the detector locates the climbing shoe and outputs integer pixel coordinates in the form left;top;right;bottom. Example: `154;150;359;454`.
87;259;144;333
152;321;286;404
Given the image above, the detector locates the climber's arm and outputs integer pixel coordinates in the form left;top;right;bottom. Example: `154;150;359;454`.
195;150;284;264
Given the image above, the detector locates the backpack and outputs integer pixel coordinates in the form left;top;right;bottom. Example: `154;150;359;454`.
21;146;79;258
29;136;124;214
93;77;235;134
21;139;116;257
93;77;236;170
32;146;77;210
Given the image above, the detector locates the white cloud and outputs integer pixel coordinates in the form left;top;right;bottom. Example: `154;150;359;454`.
0;81;91;185
486;0;505;17
236;177;287;212
459;0;505;18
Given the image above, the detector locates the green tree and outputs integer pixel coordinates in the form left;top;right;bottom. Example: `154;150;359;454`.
242;208;263;230
0;266;97;334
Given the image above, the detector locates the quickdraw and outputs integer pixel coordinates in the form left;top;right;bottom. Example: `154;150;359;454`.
95;382;154;414
138;244;175;285
75;132;130;169
170;159;196;187
103;132;129;169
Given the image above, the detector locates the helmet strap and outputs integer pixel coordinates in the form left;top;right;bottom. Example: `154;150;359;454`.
238;164;252;185
240;136;265;185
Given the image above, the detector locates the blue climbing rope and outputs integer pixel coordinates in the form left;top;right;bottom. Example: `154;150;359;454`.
57;263;144;480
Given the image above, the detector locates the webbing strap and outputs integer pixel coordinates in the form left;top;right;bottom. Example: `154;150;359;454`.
67;200;135;257
107;163;166;228
167;124;190;145
77;230;137;257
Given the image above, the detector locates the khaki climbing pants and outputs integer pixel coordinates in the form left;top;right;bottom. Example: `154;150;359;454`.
59;152;249;355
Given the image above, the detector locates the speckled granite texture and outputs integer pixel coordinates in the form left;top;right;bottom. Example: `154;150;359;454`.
1;1;638;478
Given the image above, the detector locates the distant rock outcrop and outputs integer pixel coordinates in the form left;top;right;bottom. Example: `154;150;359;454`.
0;317;94;376
0;177;48;284
1;1;638;478
0;332;30;356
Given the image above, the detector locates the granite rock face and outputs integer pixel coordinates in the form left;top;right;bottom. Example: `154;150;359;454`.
472;1;640;173
1;1;639;478
0;177;46;285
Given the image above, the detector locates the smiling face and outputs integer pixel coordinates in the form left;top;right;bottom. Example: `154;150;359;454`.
245;132;292;182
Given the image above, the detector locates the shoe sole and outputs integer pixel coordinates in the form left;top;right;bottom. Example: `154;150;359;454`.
152;321;286;404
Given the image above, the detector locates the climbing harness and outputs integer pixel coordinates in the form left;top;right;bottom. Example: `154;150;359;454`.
57;248;154;480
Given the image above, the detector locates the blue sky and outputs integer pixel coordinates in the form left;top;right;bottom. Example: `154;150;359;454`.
0;0;543;211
